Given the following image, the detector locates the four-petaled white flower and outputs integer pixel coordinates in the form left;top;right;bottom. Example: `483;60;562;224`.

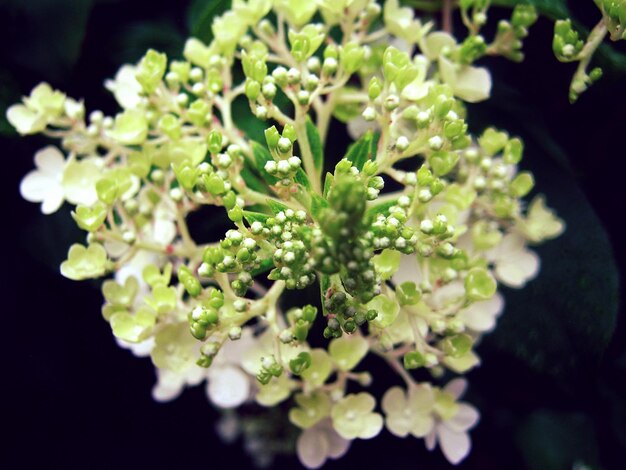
487;232;540;288
425;378;480;465
382;385;435;438
20;146;66;214
105;65;144;110
296;418;351;469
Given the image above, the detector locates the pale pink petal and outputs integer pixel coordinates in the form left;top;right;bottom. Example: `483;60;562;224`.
447;404;480;433
425;429;437;450
34;146;65;175
437;425;471;464
444;378;467;399
297;427;329;469
326;428;351;459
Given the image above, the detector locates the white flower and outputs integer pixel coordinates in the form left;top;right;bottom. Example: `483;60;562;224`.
116;336;155;358
152;364;207;402
105;65;143;110
458;293;504;332
296;418;351;469
425;378;480;465
20;146;66;214
486;233;539;288
205;328;256;409
382;385;435;438
439;56;492;103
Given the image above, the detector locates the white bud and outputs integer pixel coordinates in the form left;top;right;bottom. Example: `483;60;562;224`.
428;135;444;151
396;136;410;151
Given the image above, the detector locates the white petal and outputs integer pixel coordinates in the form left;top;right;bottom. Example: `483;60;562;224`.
20;171;56;203
34;146;65;175
116;336;155;357
152;370;185;402
152;219;176;245
437;425;471;465
297;427;329;469
382;386;407;414
444;378;467;399
347;115;377;140
459;292;504;332
40;186;65;214
453;66;492;103
447;404;480;433
424;32;456;60
104;239;130;258
6;104;47;134
206;365;250;408
392;253;423;286
429;280;464;311
495;249;540;288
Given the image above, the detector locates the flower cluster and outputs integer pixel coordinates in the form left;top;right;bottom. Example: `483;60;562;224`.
10;0;566;467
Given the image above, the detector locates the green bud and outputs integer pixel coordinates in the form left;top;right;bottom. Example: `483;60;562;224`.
368;77;382;100
228;205;243;223
404;351;426;369
440;333;473;358
207;130;223;154
179;265;201;297
464;267;497;301
289;352;312;375
245;79;261;101
136;49;167;94
510;171;534;197
396;281;422;306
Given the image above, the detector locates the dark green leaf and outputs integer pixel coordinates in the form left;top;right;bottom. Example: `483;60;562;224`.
516;411;600;470
251;258;275;277
266;199;290;214
241;159;270;194
310;193;329;221
345;131;372;170
481;104;618;385
187;0;231;42
294;168;312;191
366;198;398;218
1;0;94;80
243;211;269;225
305;116;324;174
323;172;334;198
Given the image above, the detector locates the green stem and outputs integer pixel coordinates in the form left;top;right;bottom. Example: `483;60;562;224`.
295;109;322;195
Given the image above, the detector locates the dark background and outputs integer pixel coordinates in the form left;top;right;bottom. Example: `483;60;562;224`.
2;1;625;469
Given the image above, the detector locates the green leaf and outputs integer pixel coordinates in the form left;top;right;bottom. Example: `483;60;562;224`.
481;102;618;386
305;116;324;174
294;168;312;190
323;172;334;198
243;210;269;225
366;198;399;218
266;199;290;214
516;411;600;470
2;0;94;80
310;193;329;221
345;131;375;171
251;258;275;277
187;0;231;43
241;158;270;194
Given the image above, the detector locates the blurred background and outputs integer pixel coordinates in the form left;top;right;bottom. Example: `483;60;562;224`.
2;0;624;469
